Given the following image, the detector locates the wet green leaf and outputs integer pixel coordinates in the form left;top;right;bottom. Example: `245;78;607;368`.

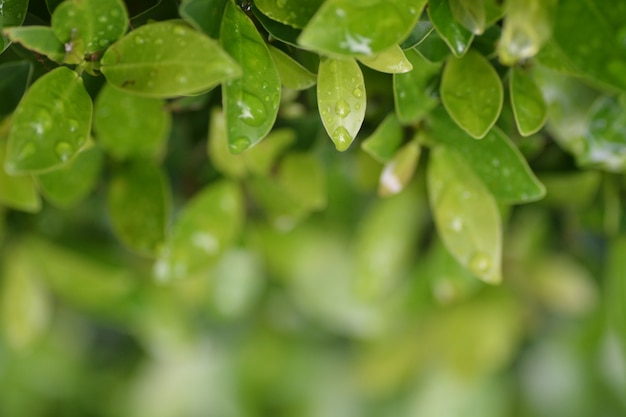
317;57;366;151
221;2;281;153
510;67;547;136
298;0;427;57
0;0;29;53
277;152;326;210
36;147;103;208
414;29;451;63
552;0;626;92
400;12;433;49
155;181;244;281
378;140;420;197
179;0;227;38
94;83;171;159
428;146;502;284
51;0;128;57
107;160;170;256
428;107;545;203
361;113;404;163
449;0;486;35
428;0;474;57
5;67;92;174
102;21;241;98
393;48;440;124
440;50;503;138
251;4;301;47
0;136;40;212
2;26;65;63
357;44;413;74
255;0;323;29
0;61;32;118
268;45;317;90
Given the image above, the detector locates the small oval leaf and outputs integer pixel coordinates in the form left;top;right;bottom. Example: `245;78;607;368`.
268;45;317;90
3;26;65;63
361;113;404;163
393;48;440;124
449;0;486;35
428;0;474;56
510;67;547;136
0;0;29;53
255;0;324;29
358;44;413;74
179;0;228;38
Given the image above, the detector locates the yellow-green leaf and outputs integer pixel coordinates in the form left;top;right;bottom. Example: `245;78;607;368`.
510;67;547;136
255;0;324;29
428;0;474;56
2;26;65;63
361;113;404;163
268;45;317;90
0;0;29;53
357;44;413;74
393;48;440;124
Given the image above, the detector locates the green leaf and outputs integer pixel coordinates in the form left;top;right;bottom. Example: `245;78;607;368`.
510;67;547;136
179;0;227;38
427;107;545;203
207;107;247;178
440;50;503;138
107;160;170;256
255;0;324;29
221;2;281;153
298;0;427;57
268;45;317;90
51;0;128;56
606;236;626;353
277;152;326;210
247;175;305;229
2;26;66;63
361;113;404;163
357;44;413;74
449;0;486;35
414;29;451;63
101;21;241;98
45;0;64;13
94;83;171;159
552;0;626;92
36;146;103;208
393;48;440;124
0;136;40;212
251;4;301;47
317;57;366;151
155;180;244;281
428;0;474;57
378;140;420;197
0;61;32;118
0;0;29;53
5;67;92;174
428;146;502;284
400;12;434;49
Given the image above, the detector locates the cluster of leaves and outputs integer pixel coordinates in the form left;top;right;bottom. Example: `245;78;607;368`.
1;0;626;415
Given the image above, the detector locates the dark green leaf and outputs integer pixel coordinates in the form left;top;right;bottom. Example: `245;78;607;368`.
393;48;440;124
268;45;317;90
510;67;547;136
414;29;451;63
0;61;32;118
255;0;323;29
0;0;29;53
2;26;65;63
361;113;404;163
428;0;474;56
179;0;227;38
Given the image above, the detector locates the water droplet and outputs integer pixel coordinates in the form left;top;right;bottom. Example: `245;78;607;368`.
134;36;145;45
238;93;267;127
332;126;353;152
353;87;363;98
53;100;64;112
174;26;187;36
55;142;73;163
230;137;251;154
468;252;491;276
68;119;80;133
447;216;463;232
335;99;351;118
18;142;36;160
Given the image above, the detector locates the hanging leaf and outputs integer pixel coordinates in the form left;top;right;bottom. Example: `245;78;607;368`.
378;140;420;197
0;61;32;118
428;146;502;284
179;0;228;38
393;48;440;124
427;107;545;203
440;49;503;138
428;0;474;57
36;147;103;208
449;0;486;35
317;57;366;151
155;181;244;281
0;136;40;212
107;160;171;256
93;83;171;159
298;0;427;57
5;67;92;174
268;45;317;90
357;44;413;74
101;21;241;98
255;0;324;29
2;26;66;63
510;67;547;136
221;2;281;153
0;0;29;53
361;113;404;163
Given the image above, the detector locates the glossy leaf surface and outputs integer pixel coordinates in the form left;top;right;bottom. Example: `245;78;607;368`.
107;160;170;256
361;113;404;163
268;45;316;90
221;2;281;153
179;0;227;38
428;0;474;56
299;0;427;57
400;13;433;49
510;67;547;136
102;21;241;98
449;0;486;35
428;107;545;203
5;67;92;174
155;181;244;281
3;26;65;63
440;50;502;138
428;146;501;284
357;44;413;74
255;0;323;29
0;61;32;118
393;48;440;124
317;58;366;151
94;83;170;159
0;0;29;53
378;141;420;197
251;4;301;47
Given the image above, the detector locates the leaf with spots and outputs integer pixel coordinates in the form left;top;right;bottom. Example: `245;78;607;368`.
221;2;281;153
101;21;241;98
393;48;440;124
428;146;502;284
357;44;413;74
317;57;366;151
155;181;244;282
255;0;324;29
2;26;65;63
428;0;474;56
427;106;545;203
5;67;92;174
510;67;547;136
268;45;317;90
51;0;128;58
94;83;171;159
298;0;427;57
107;160;170;256
0;137;40;212
440;50;503;138
0;0;29;53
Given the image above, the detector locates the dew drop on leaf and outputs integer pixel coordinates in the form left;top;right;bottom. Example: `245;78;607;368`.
332;126;352;152
134;36;145;45
353;87;363;98
55;142;73;163
238;93;268;127
230;136;251;154
335;99;351;118
468;251;492;277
